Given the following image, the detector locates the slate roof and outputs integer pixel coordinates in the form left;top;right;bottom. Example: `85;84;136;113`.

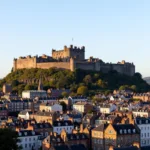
136;117;150;124
19;109;32;115
18;130;40;137
53;145;70;150
114;146;138;150
141;146;150;150
33;123;52;129
53;120;73;127
70;144;87;150
67;133;88;141
113;124;139;135
67;113;82;119
92;124;108;131
53;144;87;150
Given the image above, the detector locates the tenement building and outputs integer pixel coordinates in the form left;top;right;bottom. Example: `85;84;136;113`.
13;45;135;76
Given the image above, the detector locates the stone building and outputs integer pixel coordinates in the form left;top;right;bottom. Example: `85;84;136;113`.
13;45;135;76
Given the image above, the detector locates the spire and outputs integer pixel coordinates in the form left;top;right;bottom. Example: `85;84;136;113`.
38;77;43;91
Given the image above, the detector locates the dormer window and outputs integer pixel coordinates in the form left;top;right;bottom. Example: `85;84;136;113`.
24;132;27;136
124;129;127;134
77;135;79;139
19;132;22;136
146;120;148;124
128;129;131;133
120;130;122;134
139;120;141;124
65;122;68;126
58;123;61;126
32;131;35;135
133;129;136;133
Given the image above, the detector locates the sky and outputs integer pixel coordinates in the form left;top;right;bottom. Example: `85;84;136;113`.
0;0;150;78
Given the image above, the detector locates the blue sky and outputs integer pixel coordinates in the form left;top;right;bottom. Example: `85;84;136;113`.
0;0;150;78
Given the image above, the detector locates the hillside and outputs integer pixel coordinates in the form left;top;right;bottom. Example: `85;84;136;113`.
0;68;149;95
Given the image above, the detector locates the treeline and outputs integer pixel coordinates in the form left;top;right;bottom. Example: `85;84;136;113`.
0;68;149;96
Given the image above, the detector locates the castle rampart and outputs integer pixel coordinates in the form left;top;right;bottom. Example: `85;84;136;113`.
13;45;135;76
36;62;70;70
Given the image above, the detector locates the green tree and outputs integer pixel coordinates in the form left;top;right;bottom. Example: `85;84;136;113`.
130;85;137;91
24;84;35;90
83;75;92;85
11;80;19;87
97;79;107;88
61;92;68;98
0;128;21;150
77;86;88;95
119;85;129;91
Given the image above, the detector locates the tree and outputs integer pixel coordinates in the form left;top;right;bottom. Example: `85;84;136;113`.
77;86;88;95
0;128;21;150
119;85;129;91
83;75;92;85
130;85;137;92
97;79;107;88
24;84;35;90
11;80;19;87
61;92;69;98
60;101;67;112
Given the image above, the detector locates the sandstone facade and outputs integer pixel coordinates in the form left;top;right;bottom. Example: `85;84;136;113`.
13;45;135;76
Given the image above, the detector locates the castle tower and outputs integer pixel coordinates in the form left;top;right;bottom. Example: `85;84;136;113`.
38;77;43;91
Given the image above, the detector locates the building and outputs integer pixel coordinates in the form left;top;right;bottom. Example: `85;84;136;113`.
0;107;8;118
26;122;53;138
104;124;140;150
7;100;24;112
135;117;150;147
98;103;117;114
39;103;62;112
82;113;100;128
132;108;150;117
13;45;135;76
17;130;41;150
92;124;108;150
53;120;74;134
18;110;32;120
22;90;47;99
73;102;93;113
2;84;12;94
42;129;89;150
30;111;59;124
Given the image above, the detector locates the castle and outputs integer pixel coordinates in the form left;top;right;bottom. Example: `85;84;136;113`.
13;45;135;76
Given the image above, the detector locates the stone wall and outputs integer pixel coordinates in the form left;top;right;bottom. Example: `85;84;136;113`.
75;62;95;71
36;62;70;70
13;57;36;71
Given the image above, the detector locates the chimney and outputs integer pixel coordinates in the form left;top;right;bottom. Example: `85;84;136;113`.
109;145;114;150
80;124;83;133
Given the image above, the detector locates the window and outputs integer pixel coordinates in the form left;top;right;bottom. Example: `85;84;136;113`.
29;143;31;148
25;144;27;148
124;129;127;134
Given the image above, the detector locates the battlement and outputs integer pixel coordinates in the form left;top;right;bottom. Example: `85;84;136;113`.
52;45;85;60
13;44;135;76
117;60;134;66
